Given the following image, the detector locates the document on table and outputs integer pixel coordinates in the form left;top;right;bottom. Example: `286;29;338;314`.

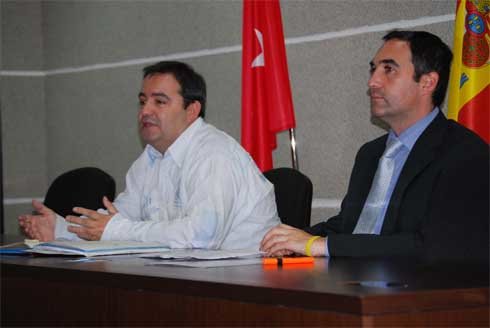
25;240;169;257
0;241;29;255
145;258;264;268
142;248;264;268
141;248;263;260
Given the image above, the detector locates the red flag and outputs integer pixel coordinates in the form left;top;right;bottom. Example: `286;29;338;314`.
447;0;489;143
241;0;296;171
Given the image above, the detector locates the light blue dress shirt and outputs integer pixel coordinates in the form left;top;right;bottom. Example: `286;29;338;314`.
324;108;440;256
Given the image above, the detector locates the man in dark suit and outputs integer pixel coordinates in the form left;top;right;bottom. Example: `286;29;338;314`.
261;30;489;262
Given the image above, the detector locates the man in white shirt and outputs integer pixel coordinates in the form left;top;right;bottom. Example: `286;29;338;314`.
19;61;280;250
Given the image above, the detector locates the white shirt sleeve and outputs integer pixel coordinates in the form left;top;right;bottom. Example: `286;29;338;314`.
101;152;239;249
54;153;146;241
54;214;83;241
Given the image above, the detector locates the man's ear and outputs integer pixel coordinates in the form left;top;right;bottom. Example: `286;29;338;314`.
186;101;201;122
420;72;439;94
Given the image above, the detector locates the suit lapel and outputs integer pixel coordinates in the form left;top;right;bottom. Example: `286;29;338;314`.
381;112;448;234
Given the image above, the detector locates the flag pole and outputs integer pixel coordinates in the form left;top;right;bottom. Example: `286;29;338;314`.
289;128;299;170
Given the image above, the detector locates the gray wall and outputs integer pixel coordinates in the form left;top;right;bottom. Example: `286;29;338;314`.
1;0;455;234
2;0;47;233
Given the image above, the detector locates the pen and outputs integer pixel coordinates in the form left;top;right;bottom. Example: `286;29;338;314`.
262;257;314;265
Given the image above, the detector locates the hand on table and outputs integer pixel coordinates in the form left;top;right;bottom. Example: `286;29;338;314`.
260;223;326;257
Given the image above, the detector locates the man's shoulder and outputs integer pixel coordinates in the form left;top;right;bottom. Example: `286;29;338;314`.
430;119;489;172
432;119;489;165
191;121;242;153
445;119;488;150
181;121;255;170
181;122;267;187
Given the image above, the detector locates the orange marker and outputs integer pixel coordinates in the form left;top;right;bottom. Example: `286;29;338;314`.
262;257;314;265
263;258;279;265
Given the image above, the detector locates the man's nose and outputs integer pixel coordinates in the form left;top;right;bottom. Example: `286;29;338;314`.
367;75;377;89
367;69;382;89
139;102;152;115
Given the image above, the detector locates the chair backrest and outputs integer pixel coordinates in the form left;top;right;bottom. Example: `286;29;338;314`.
264;167;313;229
43;167;116;217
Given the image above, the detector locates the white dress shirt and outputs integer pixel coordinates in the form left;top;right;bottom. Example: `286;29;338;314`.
55;118;280;250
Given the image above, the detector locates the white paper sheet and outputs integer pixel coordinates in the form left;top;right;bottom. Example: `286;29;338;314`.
146;258;264;268
140;248;263;260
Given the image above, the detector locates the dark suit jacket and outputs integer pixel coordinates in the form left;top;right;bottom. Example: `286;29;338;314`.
306;112;489;261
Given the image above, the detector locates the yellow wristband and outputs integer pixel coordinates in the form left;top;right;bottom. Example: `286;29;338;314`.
305;236;321;257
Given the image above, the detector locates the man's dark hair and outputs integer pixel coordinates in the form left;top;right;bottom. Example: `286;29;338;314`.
383;30;453;108
143;61;206;118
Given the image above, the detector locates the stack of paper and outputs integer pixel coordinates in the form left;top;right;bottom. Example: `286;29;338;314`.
142;248;264;268
26;240;169;257
12;240;266;267
142;248;262;260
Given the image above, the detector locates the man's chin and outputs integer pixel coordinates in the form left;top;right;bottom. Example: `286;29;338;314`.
370;106;385;118
139;132;157;146
140;126;159;138
369;114;390;130
369;108;390;128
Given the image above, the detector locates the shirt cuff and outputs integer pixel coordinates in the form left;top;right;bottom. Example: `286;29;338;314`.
325;237;330;257
54;214;81;241
100;212;123;241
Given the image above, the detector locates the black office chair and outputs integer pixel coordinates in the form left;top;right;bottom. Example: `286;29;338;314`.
43;167;116;217
264;167;313;229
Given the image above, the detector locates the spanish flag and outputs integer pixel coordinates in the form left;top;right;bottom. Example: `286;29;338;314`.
447;0;489;144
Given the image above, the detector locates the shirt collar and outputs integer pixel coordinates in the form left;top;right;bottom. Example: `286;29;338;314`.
387;107;440;152
146;143;163;165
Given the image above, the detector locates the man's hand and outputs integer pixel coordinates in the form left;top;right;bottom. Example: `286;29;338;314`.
18;200;56;241
65;196;118;241
260;223;326;257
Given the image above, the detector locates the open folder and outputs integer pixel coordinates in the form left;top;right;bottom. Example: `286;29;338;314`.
25;240;169;257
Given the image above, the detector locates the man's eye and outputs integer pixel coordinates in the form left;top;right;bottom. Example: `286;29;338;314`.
138;100;146;107
384;65;394;73
155;99;167;105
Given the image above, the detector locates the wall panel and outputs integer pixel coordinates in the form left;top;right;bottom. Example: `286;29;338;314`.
1;0;455;231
